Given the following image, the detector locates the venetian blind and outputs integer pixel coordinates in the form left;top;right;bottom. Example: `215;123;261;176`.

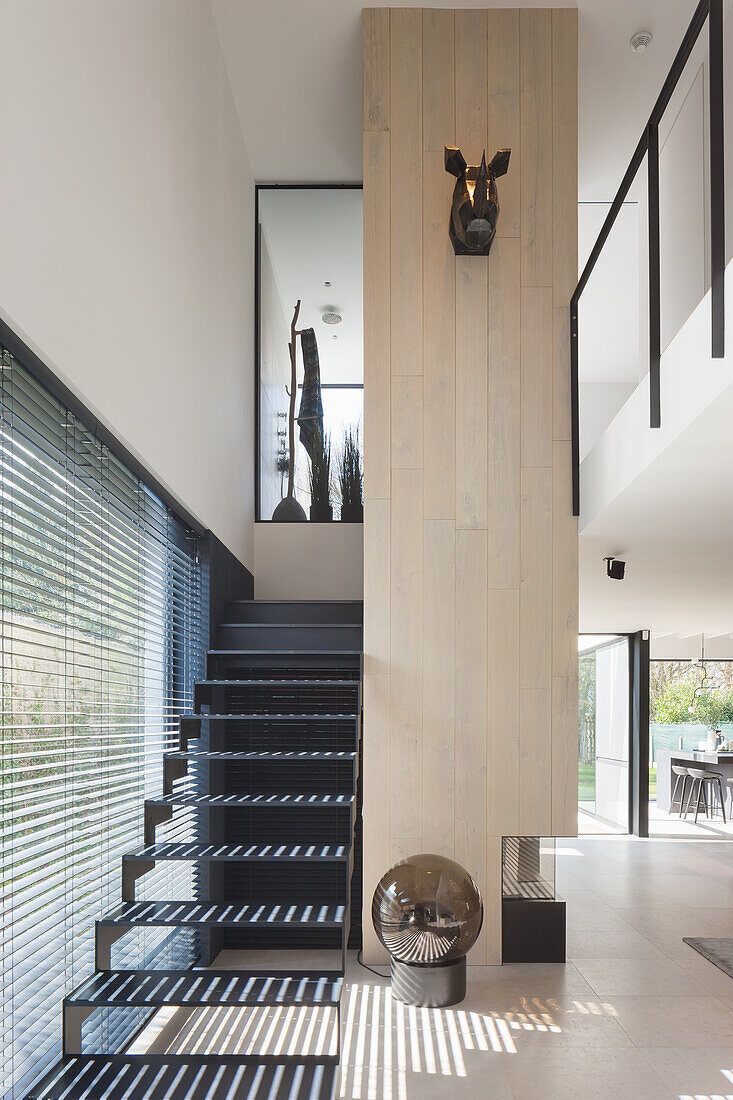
0;345;204;1099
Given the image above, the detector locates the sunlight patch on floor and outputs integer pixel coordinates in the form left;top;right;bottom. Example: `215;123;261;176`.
130;1004;338;1058
335;982;567;1099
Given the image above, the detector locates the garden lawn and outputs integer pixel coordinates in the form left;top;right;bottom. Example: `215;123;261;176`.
578;764;595;803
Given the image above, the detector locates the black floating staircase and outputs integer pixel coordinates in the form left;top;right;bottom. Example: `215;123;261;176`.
28;599;362;1100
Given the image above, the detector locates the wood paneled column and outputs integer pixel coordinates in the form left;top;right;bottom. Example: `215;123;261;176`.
362;6;578;965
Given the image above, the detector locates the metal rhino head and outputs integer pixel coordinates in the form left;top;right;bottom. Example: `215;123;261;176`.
445;146;511;256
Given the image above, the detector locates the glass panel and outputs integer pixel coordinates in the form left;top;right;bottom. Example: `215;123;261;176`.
578;649;597;814
257;187;363;521
578;635;630;833
502;838;556;901
577;202;643;459
650;658;733;817
658;64;707;352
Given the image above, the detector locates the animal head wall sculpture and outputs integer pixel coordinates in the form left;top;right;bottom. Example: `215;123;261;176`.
445;146;511;256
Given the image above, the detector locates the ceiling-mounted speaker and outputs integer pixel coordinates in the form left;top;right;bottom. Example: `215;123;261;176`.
604;557;626;581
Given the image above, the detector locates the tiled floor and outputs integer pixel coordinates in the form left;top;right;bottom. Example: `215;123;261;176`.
135;819;733;1098
335;829;733;1100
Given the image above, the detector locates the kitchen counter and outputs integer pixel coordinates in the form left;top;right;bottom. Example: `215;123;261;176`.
657;749;733;815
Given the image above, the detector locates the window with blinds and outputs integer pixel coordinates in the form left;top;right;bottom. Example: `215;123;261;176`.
0;344;205;1099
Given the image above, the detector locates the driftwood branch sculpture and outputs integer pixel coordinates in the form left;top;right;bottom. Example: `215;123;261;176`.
286;300;302;499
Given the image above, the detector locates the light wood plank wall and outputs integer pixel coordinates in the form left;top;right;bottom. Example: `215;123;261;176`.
363;7;578;965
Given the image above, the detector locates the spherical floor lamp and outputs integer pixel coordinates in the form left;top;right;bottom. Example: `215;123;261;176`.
372;853;483;1007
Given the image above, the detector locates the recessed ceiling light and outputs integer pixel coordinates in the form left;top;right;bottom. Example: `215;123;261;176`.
630;30;653;53
324;281;332;287
322;312;342;325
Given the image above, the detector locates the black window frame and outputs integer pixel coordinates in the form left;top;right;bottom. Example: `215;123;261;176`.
254;182;364;522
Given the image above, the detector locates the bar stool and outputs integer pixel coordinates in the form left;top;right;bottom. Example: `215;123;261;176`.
685;768;727;824
670;765;691;816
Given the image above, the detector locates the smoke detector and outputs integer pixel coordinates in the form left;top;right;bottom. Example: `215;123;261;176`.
630;31;653;53
321;311;342;325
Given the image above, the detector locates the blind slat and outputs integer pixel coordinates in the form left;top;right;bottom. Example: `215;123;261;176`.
1;346;204;1098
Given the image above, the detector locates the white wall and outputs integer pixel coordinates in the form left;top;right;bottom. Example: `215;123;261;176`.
580;259;733;528
0;0;255;569
578;5;733;462
254;524;363;600
578;288;733;638
578;6;733;640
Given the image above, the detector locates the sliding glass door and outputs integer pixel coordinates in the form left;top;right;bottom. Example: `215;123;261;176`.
579;635;631;832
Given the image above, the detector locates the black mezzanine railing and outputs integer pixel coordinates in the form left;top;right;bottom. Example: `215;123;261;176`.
570;0;725;516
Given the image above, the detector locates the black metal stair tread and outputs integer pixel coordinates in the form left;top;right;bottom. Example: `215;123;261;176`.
166;749;357;760
231;599;361;603
220;624;363;633
66;970;342;1008
182;712;359;720
195;678;359;686
148;793;355;808
206;642;360;651
26;1058;337;1099
99;901;347;927
124;841;352;863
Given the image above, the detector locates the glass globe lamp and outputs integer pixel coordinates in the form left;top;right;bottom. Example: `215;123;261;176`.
372;853;483;1006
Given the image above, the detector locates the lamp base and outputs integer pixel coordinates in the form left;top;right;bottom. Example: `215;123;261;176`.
390;956;466;1007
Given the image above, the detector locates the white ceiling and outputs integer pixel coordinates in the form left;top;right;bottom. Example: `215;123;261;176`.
211;0;697;200
651;633;733;659
259;188;363;383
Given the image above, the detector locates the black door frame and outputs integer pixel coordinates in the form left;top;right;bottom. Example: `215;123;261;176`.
630;630;650;837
